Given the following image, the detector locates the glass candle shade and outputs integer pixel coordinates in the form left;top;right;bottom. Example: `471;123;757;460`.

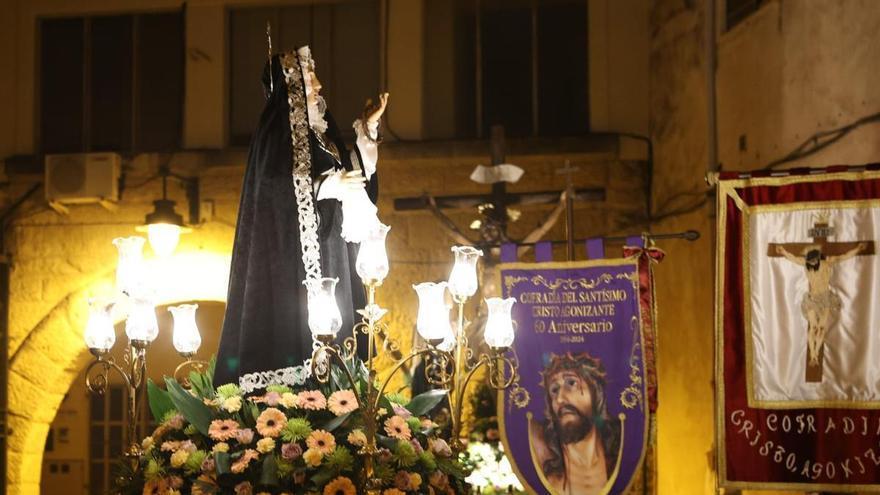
125;297;159;343
113;236;146;296
304;277;343;338
484;297;516;348
84;300;116;352
413;282;453;343
170;303;201;355
147;223;182;258
448;246;483;300
356;222;390;285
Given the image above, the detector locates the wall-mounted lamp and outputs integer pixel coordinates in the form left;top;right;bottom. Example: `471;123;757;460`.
135;167;198;257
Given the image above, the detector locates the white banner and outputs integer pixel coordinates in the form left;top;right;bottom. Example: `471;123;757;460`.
748;204;879;405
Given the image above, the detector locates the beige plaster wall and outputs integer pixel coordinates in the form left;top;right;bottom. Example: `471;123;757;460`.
716;0;880;170
649;1;714;493
589;0;651;138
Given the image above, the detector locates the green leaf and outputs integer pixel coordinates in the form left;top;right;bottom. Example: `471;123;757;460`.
188;372;207;398
259;454;279;486
214;452;230;476
249;401;261;425
321;411;351;432
309;467;337;487
376;434;396;450
205;357;216;387
147;379;175;423
164;377;213;435
405;389;447;416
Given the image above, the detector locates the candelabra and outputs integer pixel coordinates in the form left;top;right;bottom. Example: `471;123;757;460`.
83;236;207;465
308;224;521;493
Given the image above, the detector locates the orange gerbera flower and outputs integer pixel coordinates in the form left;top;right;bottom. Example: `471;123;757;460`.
255;407;287;438
192;474;218;495
142;478;169;495
327;390;359;416
208;419;239;441
306;429;336;455
231;449;260;474
384;415;412;440
322;476;356;495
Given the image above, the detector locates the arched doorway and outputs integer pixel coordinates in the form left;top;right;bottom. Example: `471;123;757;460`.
7;252;230;495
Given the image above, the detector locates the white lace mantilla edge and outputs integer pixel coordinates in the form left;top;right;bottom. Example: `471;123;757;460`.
238;364;312;394
281;53;322;284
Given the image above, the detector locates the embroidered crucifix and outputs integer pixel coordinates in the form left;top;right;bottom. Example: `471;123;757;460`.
767;216;875;382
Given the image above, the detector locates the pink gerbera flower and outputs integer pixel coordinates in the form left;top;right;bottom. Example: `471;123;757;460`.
327;390;359;416
297;390;327;410
208;419;240;441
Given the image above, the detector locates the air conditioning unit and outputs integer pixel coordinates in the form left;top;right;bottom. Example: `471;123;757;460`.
45;152;121;211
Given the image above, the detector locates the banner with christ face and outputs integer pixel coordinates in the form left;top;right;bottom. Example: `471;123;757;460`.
498;259;647;495
716;166;880;492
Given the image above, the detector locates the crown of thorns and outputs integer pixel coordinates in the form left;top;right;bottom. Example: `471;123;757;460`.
540;352;607;389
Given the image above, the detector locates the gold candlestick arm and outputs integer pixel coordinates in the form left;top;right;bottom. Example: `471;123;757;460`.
448;347;517;451
85;343;148;464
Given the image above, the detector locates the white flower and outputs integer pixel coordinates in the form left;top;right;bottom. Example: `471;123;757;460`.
222;396;243;413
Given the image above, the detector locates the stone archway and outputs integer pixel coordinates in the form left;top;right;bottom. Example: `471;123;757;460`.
6;252;231;495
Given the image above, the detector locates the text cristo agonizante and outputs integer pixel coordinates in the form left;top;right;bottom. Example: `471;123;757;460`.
520;288;628;335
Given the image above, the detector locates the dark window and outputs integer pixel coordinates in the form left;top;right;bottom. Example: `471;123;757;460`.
229;1;380;146
88;383;154;494
726;0;767;30
427;0;588;139
480;2;533;138
39;11;183;154
40;18;85;153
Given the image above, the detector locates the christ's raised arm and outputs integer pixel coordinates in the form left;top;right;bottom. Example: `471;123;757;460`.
775;245;806;265
828;242;867;264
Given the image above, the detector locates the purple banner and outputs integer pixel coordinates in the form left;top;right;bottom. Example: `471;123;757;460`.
499;259;647;495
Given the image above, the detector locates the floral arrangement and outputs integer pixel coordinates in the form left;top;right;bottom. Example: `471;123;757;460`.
464;442;522;494
117;361;471;495
464;383;524;494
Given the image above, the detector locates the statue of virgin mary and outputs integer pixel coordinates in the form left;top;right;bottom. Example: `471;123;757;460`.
214;46;389;393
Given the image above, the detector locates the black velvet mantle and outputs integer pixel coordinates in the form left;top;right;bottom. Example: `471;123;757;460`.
214;53;377;390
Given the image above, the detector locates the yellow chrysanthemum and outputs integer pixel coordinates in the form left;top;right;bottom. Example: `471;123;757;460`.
346;429;367;447
303;448;323;467
256;437;276;454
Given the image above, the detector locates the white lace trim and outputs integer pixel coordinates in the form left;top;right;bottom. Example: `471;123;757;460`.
282;53;323;283
238;364;311;394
